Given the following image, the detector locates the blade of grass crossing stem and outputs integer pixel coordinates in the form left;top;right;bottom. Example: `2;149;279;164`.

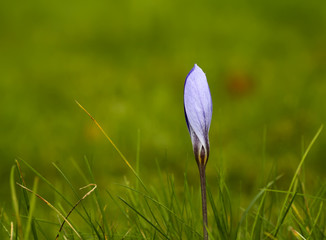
274;125;323;237
75;100;147;192
10;166;23;239
119;197;169;239
24;177;38;240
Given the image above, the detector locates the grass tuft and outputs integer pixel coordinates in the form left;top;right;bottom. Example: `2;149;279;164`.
2;110;325;239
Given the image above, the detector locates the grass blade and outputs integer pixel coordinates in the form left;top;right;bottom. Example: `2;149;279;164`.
24;177;38;240
56;184;97;240
306;201;323;240
207;186;227;240
15;160;39;240
235;175;282;238
10;166;23;239
84;156;107;239
16;183;82;239
274;125;323;237
75;100;147;192
274;192;297;237
250;191;266;240
119;197;170;240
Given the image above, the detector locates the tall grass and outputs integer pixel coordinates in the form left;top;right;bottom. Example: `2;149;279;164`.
2;106;325;239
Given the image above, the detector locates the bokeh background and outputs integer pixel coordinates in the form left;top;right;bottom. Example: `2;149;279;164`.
1;0;326;203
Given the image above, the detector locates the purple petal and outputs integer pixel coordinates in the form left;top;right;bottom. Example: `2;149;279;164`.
184;64;212;153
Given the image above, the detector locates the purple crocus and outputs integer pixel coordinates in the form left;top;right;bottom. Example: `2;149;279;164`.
184;64;213;167
184;64;212;240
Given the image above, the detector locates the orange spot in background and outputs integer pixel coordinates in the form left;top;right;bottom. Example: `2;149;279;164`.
226;71;255;97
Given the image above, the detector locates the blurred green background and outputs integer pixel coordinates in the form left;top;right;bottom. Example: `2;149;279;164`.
1;0;326;202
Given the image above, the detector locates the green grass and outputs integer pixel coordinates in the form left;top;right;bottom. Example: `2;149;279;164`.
2;110;325;239
1;0;326;238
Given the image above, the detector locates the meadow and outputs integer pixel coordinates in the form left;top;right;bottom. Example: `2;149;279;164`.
1;0;326;239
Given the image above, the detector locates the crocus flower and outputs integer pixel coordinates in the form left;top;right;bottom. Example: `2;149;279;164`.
184;64;212;240
184;64;213;167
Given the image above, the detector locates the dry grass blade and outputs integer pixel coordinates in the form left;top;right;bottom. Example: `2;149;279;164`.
75;100;132;170
75;100;147;191
16;160;27;186
264;232;278;240
289;226;306;240
16;183;82;239
10;222;13;240
56;184;97;240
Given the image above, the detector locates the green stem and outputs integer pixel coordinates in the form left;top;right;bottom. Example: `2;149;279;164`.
199;165;208;240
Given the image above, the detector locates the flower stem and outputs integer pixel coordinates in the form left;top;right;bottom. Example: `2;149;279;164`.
199;165;208;240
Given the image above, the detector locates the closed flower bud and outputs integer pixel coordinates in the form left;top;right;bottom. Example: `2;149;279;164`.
184;64;212;167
